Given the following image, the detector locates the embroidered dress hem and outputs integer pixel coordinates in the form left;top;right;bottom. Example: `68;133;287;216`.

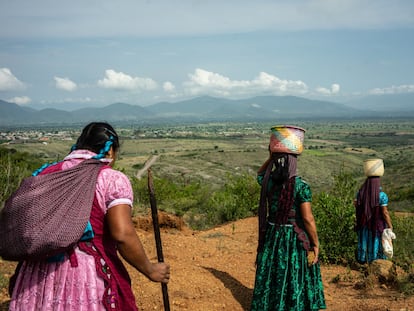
9;248;106;311
251;225;326;311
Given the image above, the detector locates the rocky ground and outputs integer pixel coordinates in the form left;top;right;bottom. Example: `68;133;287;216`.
1;213;413;311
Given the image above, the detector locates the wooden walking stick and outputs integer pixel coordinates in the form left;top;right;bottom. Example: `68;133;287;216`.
147;168;170;311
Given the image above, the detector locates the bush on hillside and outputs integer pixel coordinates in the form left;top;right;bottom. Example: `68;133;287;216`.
313;168;358;264
393;215;414;272
0;147;42;206
130;175;213;221
313;193;357;264
131;172;259;229
203;172;259;227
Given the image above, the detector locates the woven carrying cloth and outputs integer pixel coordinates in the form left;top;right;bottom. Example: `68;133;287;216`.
0;159;105;261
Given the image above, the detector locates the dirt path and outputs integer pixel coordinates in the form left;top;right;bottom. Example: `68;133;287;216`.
128;215;413;311
136;155;159;179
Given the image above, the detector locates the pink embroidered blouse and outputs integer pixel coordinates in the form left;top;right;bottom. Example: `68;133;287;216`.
9;150;134;311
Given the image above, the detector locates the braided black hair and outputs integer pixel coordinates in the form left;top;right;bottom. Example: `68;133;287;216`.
72;122;120;159
33;122;119;176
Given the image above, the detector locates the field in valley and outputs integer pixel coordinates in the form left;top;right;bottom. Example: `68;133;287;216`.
4;119;414;212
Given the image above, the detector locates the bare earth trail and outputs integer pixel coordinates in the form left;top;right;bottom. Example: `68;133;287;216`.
0;216;412;311
136;155;160;179
129;216;413;311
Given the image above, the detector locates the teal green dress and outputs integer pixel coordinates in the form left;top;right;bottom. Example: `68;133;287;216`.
251;176;326;311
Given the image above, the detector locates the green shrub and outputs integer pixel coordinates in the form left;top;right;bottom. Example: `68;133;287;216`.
205;173;259;223
130;174;213;219
130;171;260;229
0;147;42;206
313;168;358;264
393;214;414;272
313;193;357;264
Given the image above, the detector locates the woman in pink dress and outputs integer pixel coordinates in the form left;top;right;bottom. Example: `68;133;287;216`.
9;122;170;311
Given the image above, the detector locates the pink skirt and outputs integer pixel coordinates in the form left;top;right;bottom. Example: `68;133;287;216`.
9;248;106;311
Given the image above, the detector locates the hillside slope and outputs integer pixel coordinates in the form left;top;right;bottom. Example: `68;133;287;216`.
1;215;413;311
129;215;412;311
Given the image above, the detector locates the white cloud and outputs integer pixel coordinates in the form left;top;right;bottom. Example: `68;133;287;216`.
315;83;341;95
252;72;308;94
183;68;308;97
315;87;331;95
8;96;31;105
187;69;240;88
0;68;26;91
97;69;158;91
54;77;77;91
368;84;414;95
331;84;340;94
163;81;176;92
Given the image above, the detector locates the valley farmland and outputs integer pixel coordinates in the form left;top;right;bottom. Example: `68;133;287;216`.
1;119;413;310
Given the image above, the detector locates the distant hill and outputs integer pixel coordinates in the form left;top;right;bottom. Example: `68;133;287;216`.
146;95;360;120
71;103;154;121
1;94;413;127
343;93;414;112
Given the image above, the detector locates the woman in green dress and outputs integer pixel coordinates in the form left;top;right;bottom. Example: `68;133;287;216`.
251;126;326;311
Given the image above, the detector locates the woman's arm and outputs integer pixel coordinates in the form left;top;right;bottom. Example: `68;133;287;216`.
106;204;170;283
381;205;393;229
300;201;320;265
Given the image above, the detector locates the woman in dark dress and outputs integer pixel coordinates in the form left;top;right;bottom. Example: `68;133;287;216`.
251;125;326;311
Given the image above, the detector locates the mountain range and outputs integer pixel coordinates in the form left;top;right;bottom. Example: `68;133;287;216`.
1;94;413;127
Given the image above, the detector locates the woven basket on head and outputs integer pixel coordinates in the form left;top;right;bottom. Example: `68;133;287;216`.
269;125;306;155
363;158;384;177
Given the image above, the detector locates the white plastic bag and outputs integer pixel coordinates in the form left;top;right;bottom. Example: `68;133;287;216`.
382;228;396;258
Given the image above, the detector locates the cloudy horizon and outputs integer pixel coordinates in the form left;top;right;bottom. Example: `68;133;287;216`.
1;0;413;110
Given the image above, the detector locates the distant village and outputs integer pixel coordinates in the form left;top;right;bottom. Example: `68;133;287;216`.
0;124;265;145
0;130;76;145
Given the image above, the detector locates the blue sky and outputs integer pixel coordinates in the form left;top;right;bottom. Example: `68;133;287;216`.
1;0;413;110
